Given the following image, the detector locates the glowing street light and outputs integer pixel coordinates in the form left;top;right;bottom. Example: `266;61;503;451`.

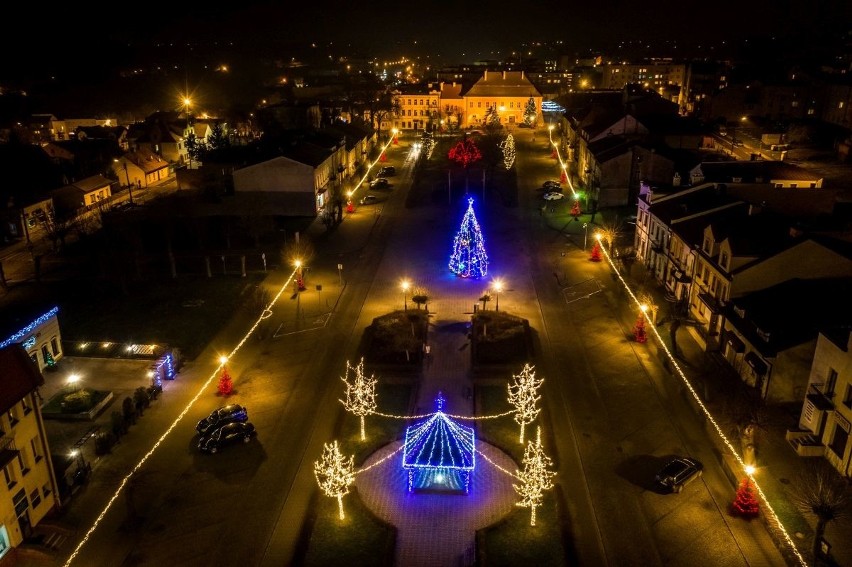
745;464;756;476
492;278;504;311
401;279;411;311
67;373;81;393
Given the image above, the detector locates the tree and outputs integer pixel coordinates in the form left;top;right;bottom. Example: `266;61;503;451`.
448;136;482;192
184;131;206;165
478;291;492;311
484;105;501;133
589;240;602;262
792;460;851;563
523;96;537;126
208;121;230;151
513;427;556;526
448;197;489;278
501;134;516;169
217;366;233;396
731;476;760;517
507;364;543;444
314;440;356;520
340;358;378;440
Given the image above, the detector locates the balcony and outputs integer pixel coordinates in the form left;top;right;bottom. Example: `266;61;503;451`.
807;384;835;411
786;429;825;457
0;435;18;468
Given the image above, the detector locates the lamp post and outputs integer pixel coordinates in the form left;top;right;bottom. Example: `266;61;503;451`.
114;159;134;205
401;279;411;311
492;278;504;312
583;223;589;250
183;96;192;168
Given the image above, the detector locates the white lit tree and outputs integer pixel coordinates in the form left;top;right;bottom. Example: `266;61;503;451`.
340;358;378;440
501;134;516;169
314;440;356;520
514;427;556;526
507;363;543;444
523;96;537;126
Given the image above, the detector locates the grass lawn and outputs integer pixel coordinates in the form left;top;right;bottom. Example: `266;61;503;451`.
476;384;567;565
52;274;264;360
41;387;110;415
299;383;413;566
472;310;529;366
364;310;429;365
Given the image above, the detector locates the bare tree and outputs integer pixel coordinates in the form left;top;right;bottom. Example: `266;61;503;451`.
791;460;851;564
411;286;429;310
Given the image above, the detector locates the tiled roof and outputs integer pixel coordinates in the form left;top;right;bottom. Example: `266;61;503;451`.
72;174;112;193
696;161;823;183
465;70;540;98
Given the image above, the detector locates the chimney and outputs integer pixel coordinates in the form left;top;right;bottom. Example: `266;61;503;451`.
521;70;525;80
484;70;488;80
503;70;506;80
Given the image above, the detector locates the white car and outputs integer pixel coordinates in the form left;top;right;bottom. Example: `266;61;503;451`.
543;192;564;201
360;195;378;205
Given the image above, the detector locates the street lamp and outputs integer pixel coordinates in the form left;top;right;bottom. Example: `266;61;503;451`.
583;222;589;250
492;278;504;311
67;373;80;393
401;279;411;311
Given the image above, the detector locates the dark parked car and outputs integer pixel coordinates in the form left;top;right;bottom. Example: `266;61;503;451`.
542;180;562;191
378;166;396;177
360;194;378;205
655;457;703;493
370;177;390;189
196;404;248;436
198;422;256;454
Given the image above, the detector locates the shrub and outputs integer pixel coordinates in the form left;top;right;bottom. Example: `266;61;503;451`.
122;396;137;425
134;387;150;414
61;390;93;413
94;432;116;455
111;410;127;437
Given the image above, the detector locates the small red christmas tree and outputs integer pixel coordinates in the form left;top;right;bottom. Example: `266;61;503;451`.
550;149;557;159
732;477;760;517
560;170;567;183
589;241;602;262
571;200;581;217
393;136;398;145
218;367;233;396
346;200;354;213
380;152;387;162
633;316;647;343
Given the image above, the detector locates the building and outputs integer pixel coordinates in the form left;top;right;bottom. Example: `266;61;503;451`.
791;328;852;476
690;161;824;189
391;84;441;132
0;344;61;555
0;306;63;372
462;70;542;128
599;60;687;109
49;175;114;221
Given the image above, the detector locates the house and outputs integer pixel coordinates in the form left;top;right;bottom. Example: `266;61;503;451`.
439;82;464;131
790;328;852;476
462;70;542;128
112;151;171;191
722;278;852;402
49;174;114;221
323;121;376;176
231;156;322;217
690;161;824;189
392;84;441;132
129;112;188;165
0;344;61;556
0;305;63;371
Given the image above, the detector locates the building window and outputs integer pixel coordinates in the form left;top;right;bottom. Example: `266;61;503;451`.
51;337;59;355
826;368;838;396
7;407;18;428
41;344;49;362
30;438;42;463
3;465;16;489
703;238;711;253
21;399;31;416
42;483;52;499
720;252;728;270
30;488;41;509
829;425;848;458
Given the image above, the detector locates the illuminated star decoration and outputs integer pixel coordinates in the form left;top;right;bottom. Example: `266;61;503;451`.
402;392;475;493
507;364;543;444
513;427;556;526
314;440;356;520
449;198;489;278
500;133;516;169
340;358;378;440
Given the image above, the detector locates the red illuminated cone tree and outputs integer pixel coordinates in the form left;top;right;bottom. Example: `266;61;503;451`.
550;148;557;159
633;316;647;343
218;367;233;396
589;241;602;262
380;152;387;162
571;200;581;217
560;170;567;183
732;477;760;517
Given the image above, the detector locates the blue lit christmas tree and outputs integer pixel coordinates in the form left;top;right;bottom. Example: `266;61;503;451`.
449;198;488;278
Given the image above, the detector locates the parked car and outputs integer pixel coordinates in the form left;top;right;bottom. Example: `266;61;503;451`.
360;194;378;205
198;422;257;454
378;166;396;177
655;457;703;493
370;178;390;189
196;404;248;436
542;180;562;191
543;192;564;201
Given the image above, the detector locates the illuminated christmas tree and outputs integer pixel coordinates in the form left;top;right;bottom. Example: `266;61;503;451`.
523;96;537;126
449;198;489;278
314;441;356;520
217;366;233;396
340;358;378;440
571;200;581;217
589;241;602;262
633;315;647;343
448;136;482;192
501;134;516;169
508;364;543;444
514;427;556;526
732;476;760;517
